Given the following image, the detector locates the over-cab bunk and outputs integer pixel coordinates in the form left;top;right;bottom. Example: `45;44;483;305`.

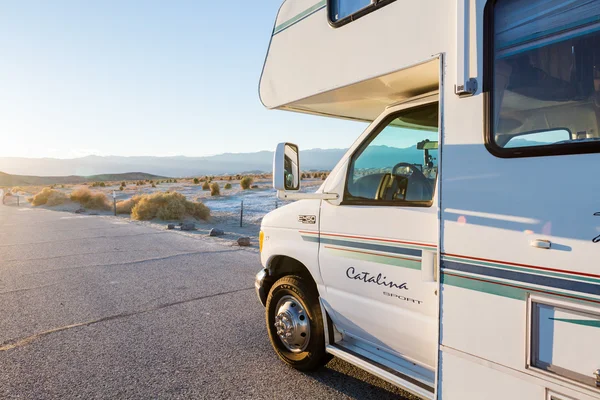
259;0;454;121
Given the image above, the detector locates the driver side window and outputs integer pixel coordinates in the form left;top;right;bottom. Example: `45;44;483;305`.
344;102;439;206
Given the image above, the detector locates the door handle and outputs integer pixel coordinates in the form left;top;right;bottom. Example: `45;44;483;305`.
530;239;551;250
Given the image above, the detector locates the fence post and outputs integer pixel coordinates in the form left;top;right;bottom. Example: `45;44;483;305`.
240;200;244;228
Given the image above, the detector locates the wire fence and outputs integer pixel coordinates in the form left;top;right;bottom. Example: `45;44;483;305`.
1;192;22;207
237;199;280;227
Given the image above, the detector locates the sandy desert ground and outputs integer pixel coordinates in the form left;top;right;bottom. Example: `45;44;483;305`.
4;177;325;247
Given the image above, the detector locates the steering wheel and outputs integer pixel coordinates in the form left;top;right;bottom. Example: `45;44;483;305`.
392;162;427;180
390;162;433;201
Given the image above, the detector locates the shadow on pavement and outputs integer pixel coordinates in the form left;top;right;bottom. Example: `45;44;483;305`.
306;358;418;400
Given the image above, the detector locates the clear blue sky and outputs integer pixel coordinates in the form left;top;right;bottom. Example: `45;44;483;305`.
0;0;366;159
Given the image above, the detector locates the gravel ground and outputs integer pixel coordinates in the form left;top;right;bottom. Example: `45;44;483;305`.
0;201;413;399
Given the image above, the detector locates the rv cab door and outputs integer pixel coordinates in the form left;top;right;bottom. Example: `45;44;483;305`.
317;96;440;375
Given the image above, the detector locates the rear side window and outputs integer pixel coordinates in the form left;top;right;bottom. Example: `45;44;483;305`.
488;0;600;157
330;0;371;22
328;0;396;27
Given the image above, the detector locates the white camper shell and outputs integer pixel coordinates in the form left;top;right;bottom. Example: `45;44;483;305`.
256;1;600;399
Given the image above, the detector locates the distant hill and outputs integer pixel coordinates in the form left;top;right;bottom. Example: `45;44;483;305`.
0;149;348;177
0;172;163;187
0;146;428;178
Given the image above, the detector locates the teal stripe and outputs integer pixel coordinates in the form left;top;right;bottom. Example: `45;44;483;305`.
442;272;600;305
324;235;434;252
301;235;319;243
273;1;327;35
326;247;422;270
441;273;526;301
550;318;600;329
301;234;435;252
442;256;600;286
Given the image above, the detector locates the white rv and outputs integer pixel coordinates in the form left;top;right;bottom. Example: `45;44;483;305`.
255;0;600;399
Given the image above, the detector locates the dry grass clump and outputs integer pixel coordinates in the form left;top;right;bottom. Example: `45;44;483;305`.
130;192;210;221
30;188;68;206
116;195;142;214
70;187;110;210
46;191;68;206
240;177;253;190
224;183;232;190
202;181;210;190
210;182;220;196
12;186;37;194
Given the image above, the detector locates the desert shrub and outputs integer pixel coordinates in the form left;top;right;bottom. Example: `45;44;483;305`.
4;192;12;197
31;188;66;206
240;177;253;190
228;176;233;181
121;182;126;187
119;186;124;191
202;181;210;190
70;187;110;210
46;191;68;206
193;178;200;184
224;183;232;189
130;192;210;221
85;193;110;210
116;195;142;214
91;182;106;187
210;182;220;196
70;187;92;203
151;183;156;188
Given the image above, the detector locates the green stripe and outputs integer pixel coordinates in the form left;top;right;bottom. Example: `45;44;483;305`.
550;318;600;329
441;273;526;301
273;1;327;35
301;234;435;252
326;247;422;270
443;256;600;285
320;234;435;252
442;272;600;305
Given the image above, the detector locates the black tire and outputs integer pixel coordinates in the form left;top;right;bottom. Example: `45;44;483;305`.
265;275;331;371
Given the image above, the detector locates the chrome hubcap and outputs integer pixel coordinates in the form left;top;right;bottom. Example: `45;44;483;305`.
274;295;310;353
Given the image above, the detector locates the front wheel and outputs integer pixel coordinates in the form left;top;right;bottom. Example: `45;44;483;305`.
265;275;330;371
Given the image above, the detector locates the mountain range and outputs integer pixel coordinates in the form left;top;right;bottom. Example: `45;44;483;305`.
0;146;432;178
0;149;349;177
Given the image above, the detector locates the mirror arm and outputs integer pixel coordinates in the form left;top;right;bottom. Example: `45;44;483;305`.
276;191;339;201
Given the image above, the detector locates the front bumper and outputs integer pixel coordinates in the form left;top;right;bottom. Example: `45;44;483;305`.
255;268;269;307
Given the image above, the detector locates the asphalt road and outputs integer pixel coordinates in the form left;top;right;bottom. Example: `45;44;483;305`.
0;201;411;399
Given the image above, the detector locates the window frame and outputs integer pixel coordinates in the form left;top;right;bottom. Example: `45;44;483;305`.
341;103;439;208
484;0;600;159
327;0;396;29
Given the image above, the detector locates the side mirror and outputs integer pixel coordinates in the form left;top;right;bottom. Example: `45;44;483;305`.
273;142;300;191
